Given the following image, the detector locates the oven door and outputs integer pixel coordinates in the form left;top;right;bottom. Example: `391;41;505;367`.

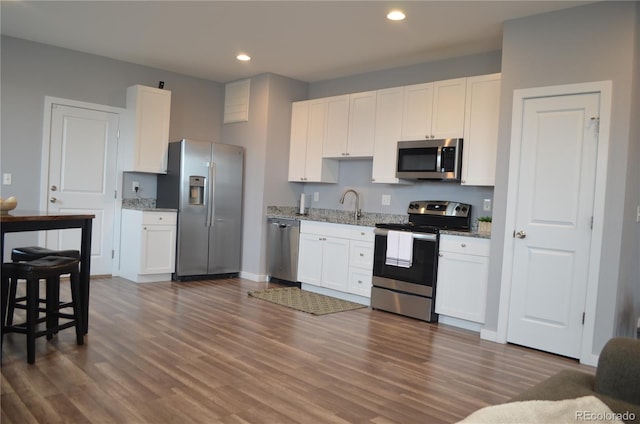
372;229;438;293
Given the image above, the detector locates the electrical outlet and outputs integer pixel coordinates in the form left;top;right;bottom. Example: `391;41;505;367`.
381;194;391;206
132;181;140;192
2;173;11;185
313;192;319;202
483;198;492;211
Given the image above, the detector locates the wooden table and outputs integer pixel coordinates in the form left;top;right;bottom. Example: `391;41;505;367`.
1;210;94;334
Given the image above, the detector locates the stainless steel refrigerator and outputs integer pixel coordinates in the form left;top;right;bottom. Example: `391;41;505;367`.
157;139;243;280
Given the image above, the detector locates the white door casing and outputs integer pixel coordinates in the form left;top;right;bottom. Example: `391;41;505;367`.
496;81;612;366
41;99;122;275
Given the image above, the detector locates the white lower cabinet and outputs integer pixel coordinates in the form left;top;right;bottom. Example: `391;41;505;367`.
120;209;177;283
435;235;490;324
298;221;374;299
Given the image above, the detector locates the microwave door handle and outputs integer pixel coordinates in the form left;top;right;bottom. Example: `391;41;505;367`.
436;146;443;172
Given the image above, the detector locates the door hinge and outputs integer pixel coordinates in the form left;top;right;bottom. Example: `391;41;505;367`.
590;216;594;230
112;249;115;259
590;117;600;134
582;312;585;325
114;190;118;199
117;128;120;139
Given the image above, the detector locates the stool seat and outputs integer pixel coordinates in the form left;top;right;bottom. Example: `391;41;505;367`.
1;256;84;364
11;246;80;262
4;256;80;278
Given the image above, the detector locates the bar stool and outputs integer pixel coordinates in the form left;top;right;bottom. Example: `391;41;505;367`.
1;256;84;364
6;247;79;327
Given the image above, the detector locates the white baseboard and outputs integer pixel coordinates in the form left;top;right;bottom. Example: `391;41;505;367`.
480;328;500;343
239;271;266;282
438;315;483;333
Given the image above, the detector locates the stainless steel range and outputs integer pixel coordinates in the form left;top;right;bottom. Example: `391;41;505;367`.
371;200;471;322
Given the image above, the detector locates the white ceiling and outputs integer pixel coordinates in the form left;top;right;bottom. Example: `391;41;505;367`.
1;1;592;83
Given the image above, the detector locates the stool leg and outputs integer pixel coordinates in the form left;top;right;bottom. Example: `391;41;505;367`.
1;274;9;355
69;271;84;345
45;276;60;340
6;277;18;326
26;278;39;364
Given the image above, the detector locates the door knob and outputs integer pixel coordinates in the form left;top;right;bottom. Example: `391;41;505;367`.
515;230;527;239
50;185;58;191
50;197;57;203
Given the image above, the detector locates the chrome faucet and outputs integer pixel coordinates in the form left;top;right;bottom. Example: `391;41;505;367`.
339;189;362;221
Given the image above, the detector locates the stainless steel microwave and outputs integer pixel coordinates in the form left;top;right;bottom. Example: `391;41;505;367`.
396;138;463;181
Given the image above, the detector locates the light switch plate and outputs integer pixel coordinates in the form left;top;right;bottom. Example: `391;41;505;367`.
381;194;391;206
313;192;319;202
483;198;492;211
2;173;11;185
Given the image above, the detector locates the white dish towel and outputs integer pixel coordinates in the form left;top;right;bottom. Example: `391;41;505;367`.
385;230;413;268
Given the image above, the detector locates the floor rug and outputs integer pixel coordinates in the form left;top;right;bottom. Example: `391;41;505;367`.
248;287;367;315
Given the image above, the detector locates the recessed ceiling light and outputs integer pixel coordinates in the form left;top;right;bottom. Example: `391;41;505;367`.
237;54;251;61
387;10;406;21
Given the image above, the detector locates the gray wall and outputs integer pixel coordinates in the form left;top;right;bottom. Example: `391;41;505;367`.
487;1;639;354
221;73;308;279
0;36;224;257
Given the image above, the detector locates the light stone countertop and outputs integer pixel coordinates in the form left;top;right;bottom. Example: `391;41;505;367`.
266;205;491;239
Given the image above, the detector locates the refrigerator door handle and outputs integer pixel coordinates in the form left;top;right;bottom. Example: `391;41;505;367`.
206;162;216;227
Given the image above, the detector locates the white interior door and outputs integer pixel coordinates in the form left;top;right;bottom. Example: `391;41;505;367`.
46;103;119;275
507;92;600;358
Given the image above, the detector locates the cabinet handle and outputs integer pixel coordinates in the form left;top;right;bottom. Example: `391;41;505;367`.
439;253;443;257
461;243;466;247
359;253;364;257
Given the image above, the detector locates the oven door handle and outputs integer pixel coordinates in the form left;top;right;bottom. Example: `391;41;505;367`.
374;228;437;242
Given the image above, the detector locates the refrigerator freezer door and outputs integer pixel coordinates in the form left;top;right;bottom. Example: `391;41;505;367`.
208;143;243;274
175;140;212;277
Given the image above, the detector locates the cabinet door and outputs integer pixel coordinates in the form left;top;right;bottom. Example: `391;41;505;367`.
140;225;176;274
346;91;376;157
401;83;433;140
298;233;324;285
431;78;466;139
321;236;350;292
322;95;350;158
305;99;334;182
462;73;501;186
288;101;309;182
435;251;489;323
127;85;171;173
372;87;404;183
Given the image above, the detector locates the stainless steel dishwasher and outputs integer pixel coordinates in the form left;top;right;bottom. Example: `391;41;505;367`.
267;218;300;284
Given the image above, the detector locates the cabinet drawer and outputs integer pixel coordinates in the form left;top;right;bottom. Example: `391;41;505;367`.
348;268;372;297
439;235;489;256
142;212;176;225
350;241;373;269
300;220;374;241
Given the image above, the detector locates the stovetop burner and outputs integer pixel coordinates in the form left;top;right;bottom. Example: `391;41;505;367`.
376;200;472;233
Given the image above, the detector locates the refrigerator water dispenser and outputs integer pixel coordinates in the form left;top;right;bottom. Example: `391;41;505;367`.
189;176;205;205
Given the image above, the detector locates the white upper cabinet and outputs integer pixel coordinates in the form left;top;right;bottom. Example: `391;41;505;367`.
323;95;350;158
401;78;466;140
401;83;434;140
121;85;171;174
288;99;339;183
323;91;376;158
431;78;467;139
372;87;410;184
461;73;501;186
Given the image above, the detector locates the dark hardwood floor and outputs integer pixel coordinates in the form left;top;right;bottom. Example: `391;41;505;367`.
1;276;595;423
